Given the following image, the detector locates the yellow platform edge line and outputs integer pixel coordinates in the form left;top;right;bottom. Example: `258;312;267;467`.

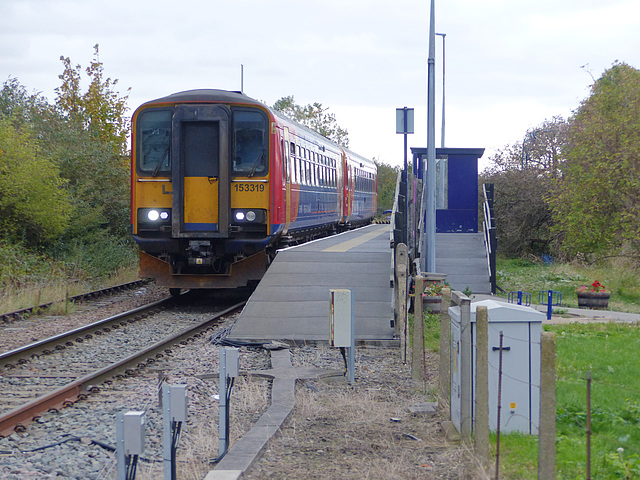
322;225;389;253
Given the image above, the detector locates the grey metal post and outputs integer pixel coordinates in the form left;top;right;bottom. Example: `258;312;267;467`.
459;293;472;441
116;412;126;480
423;0;437;273
219;349;228;458
163;384;171;480
436;32;446;148
163;384;188;480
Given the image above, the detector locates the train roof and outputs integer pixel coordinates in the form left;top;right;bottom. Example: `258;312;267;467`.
139;89;264;108
136;89;376;171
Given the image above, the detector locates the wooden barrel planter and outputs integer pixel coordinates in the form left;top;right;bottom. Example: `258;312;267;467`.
423;295;443;314
577;291;610;309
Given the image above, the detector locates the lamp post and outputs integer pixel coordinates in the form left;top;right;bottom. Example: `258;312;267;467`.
435;32;446;210
423;0;436;273
436;33;446;148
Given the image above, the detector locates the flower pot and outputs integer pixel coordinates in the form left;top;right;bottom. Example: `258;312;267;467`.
577;291;610;309
422;295;443;314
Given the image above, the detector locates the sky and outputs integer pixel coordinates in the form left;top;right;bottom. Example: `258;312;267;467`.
1;0;639;170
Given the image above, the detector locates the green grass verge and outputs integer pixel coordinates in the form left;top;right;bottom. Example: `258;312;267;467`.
496;257;640;313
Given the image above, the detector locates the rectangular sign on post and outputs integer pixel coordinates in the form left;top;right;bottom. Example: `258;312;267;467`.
396;107;415;134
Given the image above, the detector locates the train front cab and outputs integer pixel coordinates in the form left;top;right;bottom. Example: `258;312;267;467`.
132;95;275;290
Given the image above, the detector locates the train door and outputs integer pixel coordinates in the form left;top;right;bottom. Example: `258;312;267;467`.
283;128;292;234
171;104;230;237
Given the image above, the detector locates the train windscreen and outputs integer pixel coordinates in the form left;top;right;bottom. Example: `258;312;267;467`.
137;109;172;176
232;110;268;177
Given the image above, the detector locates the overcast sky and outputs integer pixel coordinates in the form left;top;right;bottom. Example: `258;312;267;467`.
2;0;639;169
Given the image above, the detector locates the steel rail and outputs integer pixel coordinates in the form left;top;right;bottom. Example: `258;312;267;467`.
0;301;245;437
0;296;173;368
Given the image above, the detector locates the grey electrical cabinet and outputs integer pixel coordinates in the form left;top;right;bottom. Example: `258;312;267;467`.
450;299;544;435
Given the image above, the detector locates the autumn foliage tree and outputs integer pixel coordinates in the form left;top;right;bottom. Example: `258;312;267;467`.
548;63;640;258
481;117;568;257
273;95;349;147
53;44;131;239
0;45;134;279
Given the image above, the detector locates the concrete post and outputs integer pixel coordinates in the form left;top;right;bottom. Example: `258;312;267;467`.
475;306;490;464
538;331;557;480
458;293;472;441
438;287;451;402
395;244;408;362
412;276;425;382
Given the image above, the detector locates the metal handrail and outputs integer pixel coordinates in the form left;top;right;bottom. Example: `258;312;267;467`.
482;183;497;294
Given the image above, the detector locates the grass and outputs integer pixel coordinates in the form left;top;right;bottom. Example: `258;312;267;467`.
490;322;640;479
496;257;640;313
419;257;640;478
0;265;139;315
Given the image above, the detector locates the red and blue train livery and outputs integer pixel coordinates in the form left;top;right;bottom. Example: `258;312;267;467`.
131;89;377;293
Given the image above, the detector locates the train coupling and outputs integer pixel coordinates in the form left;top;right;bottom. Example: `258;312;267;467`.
187;240;213;266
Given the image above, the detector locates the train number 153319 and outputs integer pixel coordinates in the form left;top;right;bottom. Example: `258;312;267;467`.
234;183;265;193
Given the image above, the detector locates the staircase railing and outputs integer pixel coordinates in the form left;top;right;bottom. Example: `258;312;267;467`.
482;183;497;294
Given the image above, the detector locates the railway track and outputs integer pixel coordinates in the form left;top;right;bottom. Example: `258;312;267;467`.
0;279;151;324
0;297;245;437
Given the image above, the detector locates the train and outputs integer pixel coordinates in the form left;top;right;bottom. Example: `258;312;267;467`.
131;89;377;294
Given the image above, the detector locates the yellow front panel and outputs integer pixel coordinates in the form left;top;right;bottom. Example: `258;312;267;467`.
135;180;172;208
231;181;269;207
184;177;219;225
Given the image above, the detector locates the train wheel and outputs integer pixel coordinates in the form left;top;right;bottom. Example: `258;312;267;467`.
169;288;181;297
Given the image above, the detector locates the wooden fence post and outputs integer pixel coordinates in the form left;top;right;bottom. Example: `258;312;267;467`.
438;288;452;403
475;306;490;464
458;292;472;442
412;276;425;382
538;331;557;480
395;244;408;362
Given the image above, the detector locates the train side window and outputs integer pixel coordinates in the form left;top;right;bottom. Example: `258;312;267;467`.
290;143;297;184
232;109;268;177
282;140;287;184
137;109;172;176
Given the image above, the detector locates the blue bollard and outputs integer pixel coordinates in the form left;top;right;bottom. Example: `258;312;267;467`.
508;291;531;306
538;290;562;320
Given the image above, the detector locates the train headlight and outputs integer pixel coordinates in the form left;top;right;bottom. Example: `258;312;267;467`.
138;208;171;231
232;209;265;223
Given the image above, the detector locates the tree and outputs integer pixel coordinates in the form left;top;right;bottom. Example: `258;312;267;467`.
481;117;567;257
0;116;72;244
53;45;131;238
273;96;349;147
56;44;130;155
374;159;399;215
548;63;640;258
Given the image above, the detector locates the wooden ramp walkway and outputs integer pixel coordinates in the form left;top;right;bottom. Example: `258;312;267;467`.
228;224;394;343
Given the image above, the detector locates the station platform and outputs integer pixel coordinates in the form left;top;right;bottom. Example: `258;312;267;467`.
227;224;395;344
